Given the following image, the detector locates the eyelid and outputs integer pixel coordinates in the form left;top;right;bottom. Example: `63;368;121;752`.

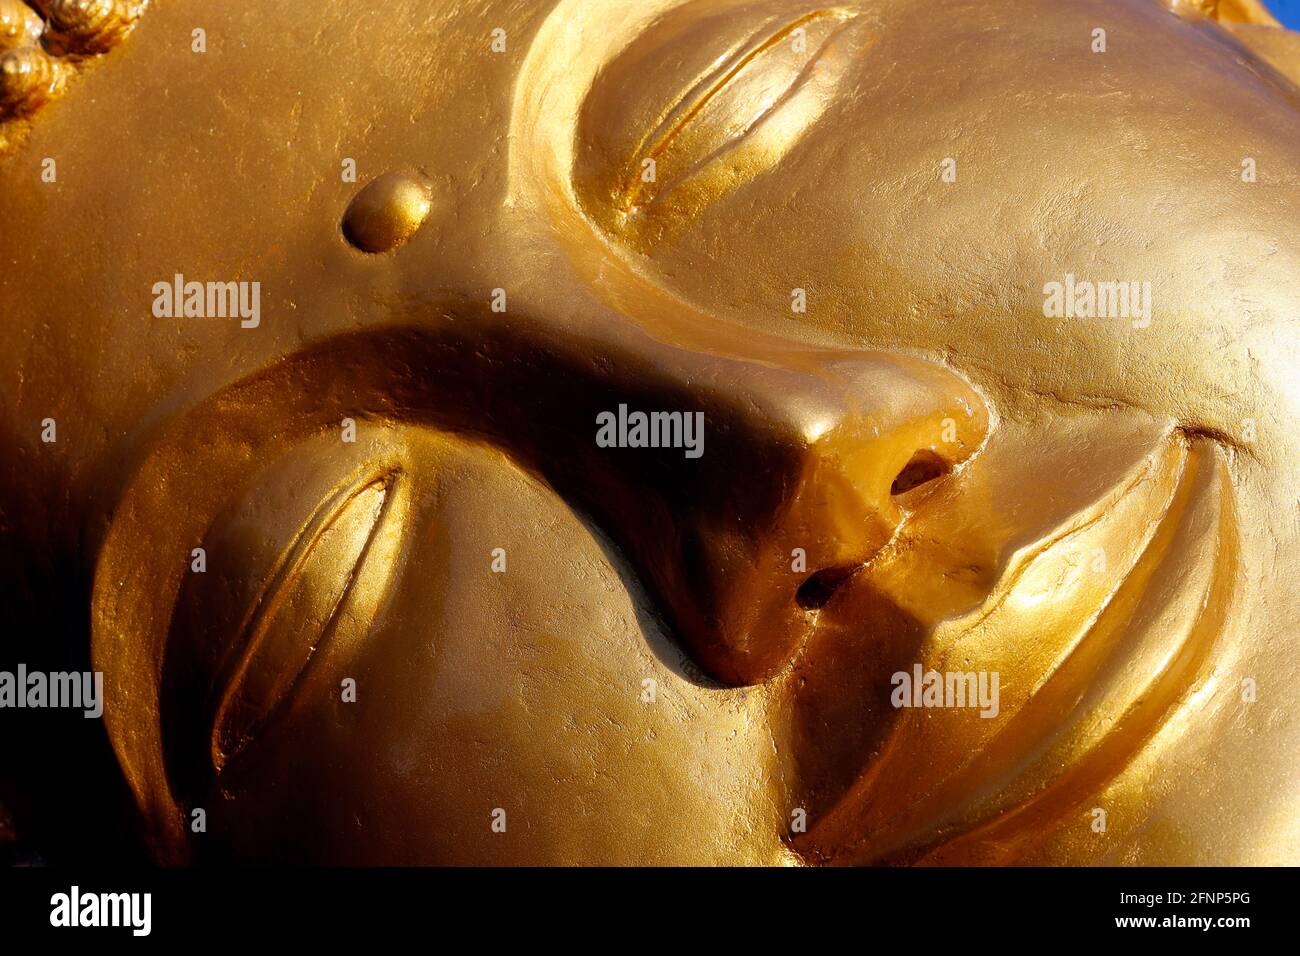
622;8;859;214
210;468;405;771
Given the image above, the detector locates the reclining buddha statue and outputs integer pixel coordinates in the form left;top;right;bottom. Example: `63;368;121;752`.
0;0;1297;865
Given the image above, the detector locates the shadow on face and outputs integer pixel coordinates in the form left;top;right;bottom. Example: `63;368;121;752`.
67;0;1300;865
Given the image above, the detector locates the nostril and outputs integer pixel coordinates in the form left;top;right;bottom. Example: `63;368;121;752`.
796;565;860;611
890;450;951;497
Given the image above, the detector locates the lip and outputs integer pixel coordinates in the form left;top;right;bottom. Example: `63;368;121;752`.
793;432;1237;865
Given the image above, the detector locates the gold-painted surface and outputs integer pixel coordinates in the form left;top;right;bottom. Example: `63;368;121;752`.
0;0;142;126
43;0;141;56
0;0;1297;865
0;44;61;117
0;1;43;53
342;171;435;254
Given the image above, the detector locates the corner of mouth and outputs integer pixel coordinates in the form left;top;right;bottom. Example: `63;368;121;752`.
790;427;1238;865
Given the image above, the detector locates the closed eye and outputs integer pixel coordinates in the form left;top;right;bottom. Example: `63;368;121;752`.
621;8;862;215
210;469;405;771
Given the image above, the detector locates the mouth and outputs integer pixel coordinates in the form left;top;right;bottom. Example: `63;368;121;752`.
792;431;1238;865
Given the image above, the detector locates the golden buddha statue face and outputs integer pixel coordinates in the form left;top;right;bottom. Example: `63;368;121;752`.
1;0;1297;866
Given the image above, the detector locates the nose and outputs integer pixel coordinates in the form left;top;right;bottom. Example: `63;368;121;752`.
443;313;990;687
585;346;987;685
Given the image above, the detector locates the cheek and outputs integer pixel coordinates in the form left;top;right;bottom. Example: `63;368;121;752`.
204;433;780;864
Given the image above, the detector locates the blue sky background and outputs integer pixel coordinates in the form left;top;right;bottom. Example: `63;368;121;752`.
1271;0;1300;30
